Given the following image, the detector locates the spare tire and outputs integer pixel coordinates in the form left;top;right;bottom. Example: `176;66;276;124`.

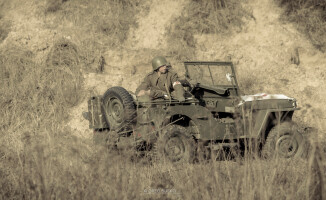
102;87;136;132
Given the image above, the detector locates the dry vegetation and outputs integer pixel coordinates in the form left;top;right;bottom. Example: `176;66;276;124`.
166;0;252;61
275;0;326;52
43;0;142;72
0;0;325;199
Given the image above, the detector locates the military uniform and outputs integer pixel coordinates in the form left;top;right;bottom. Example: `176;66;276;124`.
136;56;185;101
136;69;182;99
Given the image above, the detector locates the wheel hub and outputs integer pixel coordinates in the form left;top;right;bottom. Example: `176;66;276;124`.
108;98;123;122
164;137;185;161
276;135;299;158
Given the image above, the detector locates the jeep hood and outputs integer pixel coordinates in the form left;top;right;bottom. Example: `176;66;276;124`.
240;93;293;102
238;93;297;109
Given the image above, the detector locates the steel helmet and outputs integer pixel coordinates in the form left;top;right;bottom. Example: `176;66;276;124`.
152;56;170;70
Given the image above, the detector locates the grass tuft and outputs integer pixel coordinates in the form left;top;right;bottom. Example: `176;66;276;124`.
0;18;10;42
45;0;68;13
275;0;326;51
166;0;251;61
47;37;79;67
45;38;83;107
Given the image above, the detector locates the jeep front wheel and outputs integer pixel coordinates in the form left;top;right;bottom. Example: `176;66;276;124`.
262;122;306;159
154;125;196;164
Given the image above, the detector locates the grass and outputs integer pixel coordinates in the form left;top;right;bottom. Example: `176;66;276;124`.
275;0;326;52
0;0;325;199
0;17;10;42
45;0;69;13
0;42;85;198
41;0;142;73
166;0;252;61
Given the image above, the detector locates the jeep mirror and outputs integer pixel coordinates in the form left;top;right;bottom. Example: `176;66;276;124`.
226;73;233;82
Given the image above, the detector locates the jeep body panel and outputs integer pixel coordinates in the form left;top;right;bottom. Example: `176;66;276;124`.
239;109;296;139
87;96;108;129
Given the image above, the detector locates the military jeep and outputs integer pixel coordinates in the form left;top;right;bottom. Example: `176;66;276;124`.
84;61;306;163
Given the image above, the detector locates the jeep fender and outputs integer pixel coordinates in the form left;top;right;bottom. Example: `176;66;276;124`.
162;105;213;139
240;109;296;140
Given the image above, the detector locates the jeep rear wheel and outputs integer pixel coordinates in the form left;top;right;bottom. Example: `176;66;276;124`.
102;87;136;132
262;122;306;159
154;125;196;164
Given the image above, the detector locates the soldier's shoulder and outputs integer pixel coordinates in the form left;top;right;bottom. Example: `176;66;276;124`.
146;71;155;77
167;69;178;75
167;70;180;78
142;71;156;81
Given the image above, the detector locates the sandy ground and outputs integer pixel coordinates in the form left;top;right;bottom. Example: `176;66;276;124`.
128;0;189;50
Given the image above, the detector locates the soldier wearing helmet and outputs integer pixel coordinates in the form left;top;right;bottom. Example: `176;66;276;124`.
136;56;185;102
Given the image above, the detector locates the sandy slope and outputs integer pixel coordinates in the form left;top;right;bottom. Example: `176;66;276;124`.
127;0;189;50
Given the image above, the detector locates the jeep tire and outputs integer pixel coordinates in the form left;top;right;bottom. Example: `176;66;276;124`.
102;86;136;132
155;125;196;164
262;122;306;159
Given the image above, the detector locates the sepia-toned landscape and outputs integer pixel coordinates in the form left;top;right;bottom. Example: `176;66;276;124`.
0;0;326;199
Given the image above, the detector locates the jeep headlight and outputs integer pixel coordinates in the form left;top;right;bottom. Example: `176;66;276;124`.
292;99;297;108
288;98;297;108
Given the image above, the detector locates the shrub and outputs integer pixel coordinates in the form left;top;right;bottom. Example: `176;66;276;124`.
0;18;11;42
275;0;326;51
47;38;79;67
45;0;68;13
166;0;251;61
45;38;83;107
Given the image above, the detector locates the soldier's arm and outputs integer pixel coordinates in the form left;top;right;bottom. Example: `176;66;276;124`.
149;89;167;99
135;76;150;95
170;72;182;87
171;72;185;101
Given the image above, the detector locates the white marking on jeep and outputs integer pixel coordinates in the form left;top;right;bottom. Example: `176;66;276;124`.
238;93;294;106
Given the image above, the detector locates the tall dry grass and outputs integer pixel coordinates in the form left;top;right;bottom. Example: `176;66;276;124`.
0;41;85;198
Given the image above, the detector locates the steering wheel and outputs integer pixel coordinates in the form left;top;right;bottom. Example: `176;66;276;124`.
183;77;197;93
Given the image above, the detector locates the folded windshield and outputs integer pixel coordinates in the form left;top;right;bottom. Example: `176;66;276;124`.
185;62;235;86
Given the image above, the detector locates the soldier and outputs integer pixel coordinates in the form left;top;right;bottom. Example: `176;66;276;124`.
136;56;185;102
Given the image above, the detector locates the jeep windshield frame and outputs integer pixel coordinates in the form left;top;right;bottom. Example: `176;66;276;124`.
184;61;240;96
